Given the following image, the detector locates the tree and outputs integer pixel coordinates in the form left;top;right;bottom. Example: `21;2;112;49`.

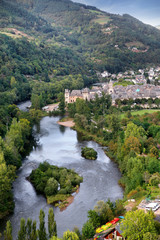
4;221;12;240
44;178;58;196
120;210;157;240
125;122;146;140
50;237;61;240
87;210;100;228
63;230;79;240
82;221;95;240
94;200;114;224
30;221;37;240
149;146;159;158
58;92;65;115
123;136;141;155
107;114;121;138
17;218;26;240
38;209;47;240
26;218;32;240
48;208;57;238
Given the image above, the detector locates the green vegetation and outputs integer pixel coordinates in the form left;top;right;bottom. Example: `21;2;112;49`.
3;208;57;240
68;96;160;199
81;199;125;239
113;79;134;87
0;105;43;218
92;16;110;25
1;0;160;237
29;161;83;207
120;109;160;119
120;210;157;240
81;147;97;160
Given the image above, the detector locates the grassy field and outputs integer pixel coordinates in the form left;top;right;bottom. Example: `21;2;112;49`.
121;109;160;119
92;16;110;25
0;31;21;39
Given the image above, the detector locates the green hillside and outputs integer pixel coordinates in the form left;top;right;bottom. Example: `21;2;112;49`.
1;0;160;105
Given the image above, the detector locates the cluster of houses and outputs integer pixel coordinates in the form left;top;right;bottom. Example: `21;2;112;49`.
98;66;160;84
65;81;160;105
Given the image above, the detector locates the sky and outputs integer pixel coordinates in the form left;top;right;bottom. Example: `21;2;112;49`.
72;0;160;26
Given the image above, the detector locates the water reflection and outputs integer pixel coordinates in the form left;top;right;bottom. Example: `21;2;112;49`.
59;125;66;134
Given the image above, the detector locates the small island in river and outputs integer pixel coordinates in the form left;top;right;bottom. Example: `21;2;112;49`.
81;147;97;160
28;161;83;210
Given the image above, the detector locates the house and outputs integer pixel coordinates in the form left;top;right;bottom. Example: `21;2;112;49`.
65;88;90;104
103;225;125;240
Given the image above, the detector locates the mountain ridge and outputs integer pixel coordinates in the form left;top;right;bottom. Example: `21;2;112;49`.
1;0;160;105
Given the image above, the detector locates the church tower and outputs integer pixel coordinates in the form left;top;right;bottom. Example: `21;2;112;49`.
108;80;114;94
82;88;90;101
65;89;70;104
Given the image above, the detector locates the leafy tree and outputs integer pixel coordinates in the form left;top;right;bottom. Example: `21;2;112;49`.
82;221;95;240
81;147;97;160
149;173;160;186
120;210;157;240
123;136;141;155
125;122;146;139
94;200;114;224
87;210;100;229
45;178;58;196
63;230;79;240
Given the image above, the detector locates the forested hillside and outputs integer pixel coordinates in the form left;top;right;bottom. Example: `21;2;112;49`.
10;0;160;73
1;0;160;74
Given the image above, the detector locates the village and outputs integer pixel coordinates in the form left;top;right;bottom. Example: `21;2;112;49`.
65;66;160;105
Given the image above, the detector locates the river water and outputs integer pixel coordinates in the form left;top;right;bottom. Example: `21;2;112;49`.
0;102;123;238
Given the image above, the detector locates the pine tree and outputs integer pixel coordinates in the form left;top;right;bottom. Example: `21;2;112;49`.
38;209;47;240
48;208;57;238
26;218;32;240
4;220;12;240
30;221;37;240
17;218;26;240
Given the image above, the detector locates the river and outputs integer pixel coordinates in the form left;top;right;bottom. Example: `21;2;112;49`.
0;102;123;238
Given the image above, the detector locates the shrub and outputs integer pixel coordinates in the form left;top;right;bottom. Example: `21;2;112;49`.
81;147;97;160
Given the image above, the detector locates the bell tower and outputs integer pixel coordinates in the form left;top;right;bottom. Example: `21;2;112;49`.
65;89;70;104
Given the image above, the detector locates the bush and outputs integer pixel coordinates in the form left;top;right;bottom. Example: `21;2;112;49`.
44;178;58;196
81;147;97;160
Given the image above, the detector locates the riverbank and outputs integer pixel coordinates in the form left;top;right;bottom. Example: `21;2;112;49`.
0;115;123;238
57;118;75;127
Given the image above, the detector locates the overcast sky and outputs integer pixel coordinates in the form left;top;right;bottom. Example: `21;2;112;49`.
73;0;160;26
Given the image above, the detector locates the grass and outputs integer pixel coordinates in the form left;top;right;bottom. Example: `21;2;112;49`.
114;80;134;87
89;10;103;15
120;109;160;119
47;194;70;204
92;16;110;25
0;32;21;39
125;41;145;48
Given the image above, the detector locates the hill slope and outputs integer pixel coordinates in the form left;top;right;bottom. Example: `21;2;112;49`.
3;0;160;72
1;0;160;105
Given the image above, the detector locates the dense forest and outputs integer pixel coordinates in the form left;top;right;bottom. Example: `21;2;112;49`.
69;96;160;196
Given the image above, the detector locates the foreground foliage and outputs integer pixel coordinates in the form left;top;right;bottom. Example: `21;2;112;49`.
120;210;157;240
